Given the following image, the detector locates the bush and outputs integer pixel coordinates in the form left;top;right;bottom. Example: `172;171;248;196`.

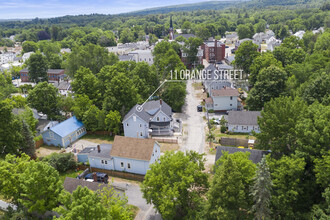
42;153;77;173
221;125;227;133
33;135;43;142
208;109;214;113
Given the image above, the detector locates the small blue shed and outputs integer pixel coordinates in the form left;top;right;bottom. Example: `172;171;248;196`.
42;116;86;148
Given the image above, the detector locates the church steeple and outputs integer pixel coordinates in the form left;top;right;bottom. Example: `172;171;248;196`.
170;15;173;30
169;15;174;40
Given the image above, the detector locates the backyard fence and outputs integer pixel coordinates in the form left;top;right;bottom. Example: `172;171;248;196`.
220;137;248;147
90;167;145;182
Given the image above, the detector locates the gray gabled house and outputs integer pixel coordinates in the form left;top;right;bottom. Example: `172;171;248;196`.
123;100;173;138
215;146;270;165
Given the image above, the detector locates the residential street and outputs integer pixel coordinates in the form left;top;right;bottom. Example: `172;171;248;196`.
112;182;161;220
180;80;206;154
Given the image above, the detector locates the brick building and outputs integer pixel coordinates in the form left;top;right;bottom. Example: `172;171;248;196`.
20;68;65;82
201;40;225;63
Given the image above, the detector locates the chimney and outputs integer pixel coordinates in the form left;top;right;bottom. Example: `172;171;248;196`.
97;145;100;153
160;99;162;105
92;172;97;182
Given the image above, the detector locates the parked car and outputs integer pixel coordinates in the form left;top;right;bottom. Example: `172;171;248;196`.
225;45;229;48
85;172;108;183
197;105;203;112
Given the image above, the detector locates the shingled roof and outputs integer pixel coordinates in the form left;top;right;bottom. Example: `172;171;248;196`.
123;100;172;123
215;146;270;164
228;111;261;126
211;87;239;97
110;136;157;161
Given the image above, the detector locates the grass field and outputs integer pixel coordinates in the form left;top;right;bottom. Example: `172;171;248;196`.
81;134;114;144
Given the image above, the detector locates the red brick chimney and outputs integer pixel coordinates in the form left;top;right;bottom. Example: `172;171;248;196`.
160;99;162;105
97;145;100;153
92;172;97;182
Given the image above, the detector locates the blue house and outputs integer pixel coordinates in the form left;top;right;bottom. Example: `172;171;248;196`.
123;100;173;139
42;116;86;148
86;136;161;175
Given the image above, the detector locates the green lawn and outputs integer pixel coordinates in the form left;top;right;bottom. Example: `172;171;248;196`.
81;134;114;144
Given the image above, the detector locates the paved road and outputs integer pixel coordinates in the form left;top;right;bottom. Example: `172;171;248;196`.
112;182;161;220
180;80;205;154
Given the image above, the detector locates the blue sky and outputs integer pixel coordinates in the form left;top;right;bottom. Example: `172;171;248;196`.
0;0;213;19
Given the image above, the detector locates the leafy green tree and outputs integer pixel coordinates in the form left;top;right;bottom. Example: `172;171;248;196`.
267;156;306;219
0;99;23;155
0;154;30;203
195;25;210;40
71;67;100;106
249;52;282;87
55;186;111;220
311;188;330;220
236;24;254;39
82;105;101;132
181;21;191;33
66;43;118;76
141;151;208;220
234;40;260;76
206;152;256;220
72;94;93;120
18;107;38;134
162;82;186;112
0;73;17;100
250;156;272;220
103;72;141;115
59;95;74;117
98;185;133;220
255;96;307;158
314;152;330;189
246;66;287;110
183;37;203;67
301;72;330;105
42;153;77;173
27;82;61;119
131;62;159;100
255;20;266;33
295;103;330;162
19;160;63;214
22;41;38;53
26;52;48;83
105;110;121;134
119;28;135;43
20;119;36;158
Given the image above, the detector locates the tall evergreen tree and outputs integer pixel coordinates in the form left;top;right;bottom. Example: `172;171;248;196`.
251;156;272;220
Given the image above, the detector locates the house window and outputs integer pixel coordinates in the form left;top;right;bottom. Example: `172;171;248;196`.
126;123;129;126
120;162;124;168
247;126;249;130
242;126;244;130
163;117;166;121
157;117;159;121
139;124;142;127
230;96;233;100
105;161;107;164
101;160;104;164
140;132;143;136
155;149;157;153
127;163;131;169
133;116;136;121
230;104;232;106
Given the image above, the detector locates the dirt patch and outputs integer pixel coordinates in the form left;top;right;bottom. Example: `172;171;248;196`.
36;145;61;157
159;143;180;152
192;82;203;90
